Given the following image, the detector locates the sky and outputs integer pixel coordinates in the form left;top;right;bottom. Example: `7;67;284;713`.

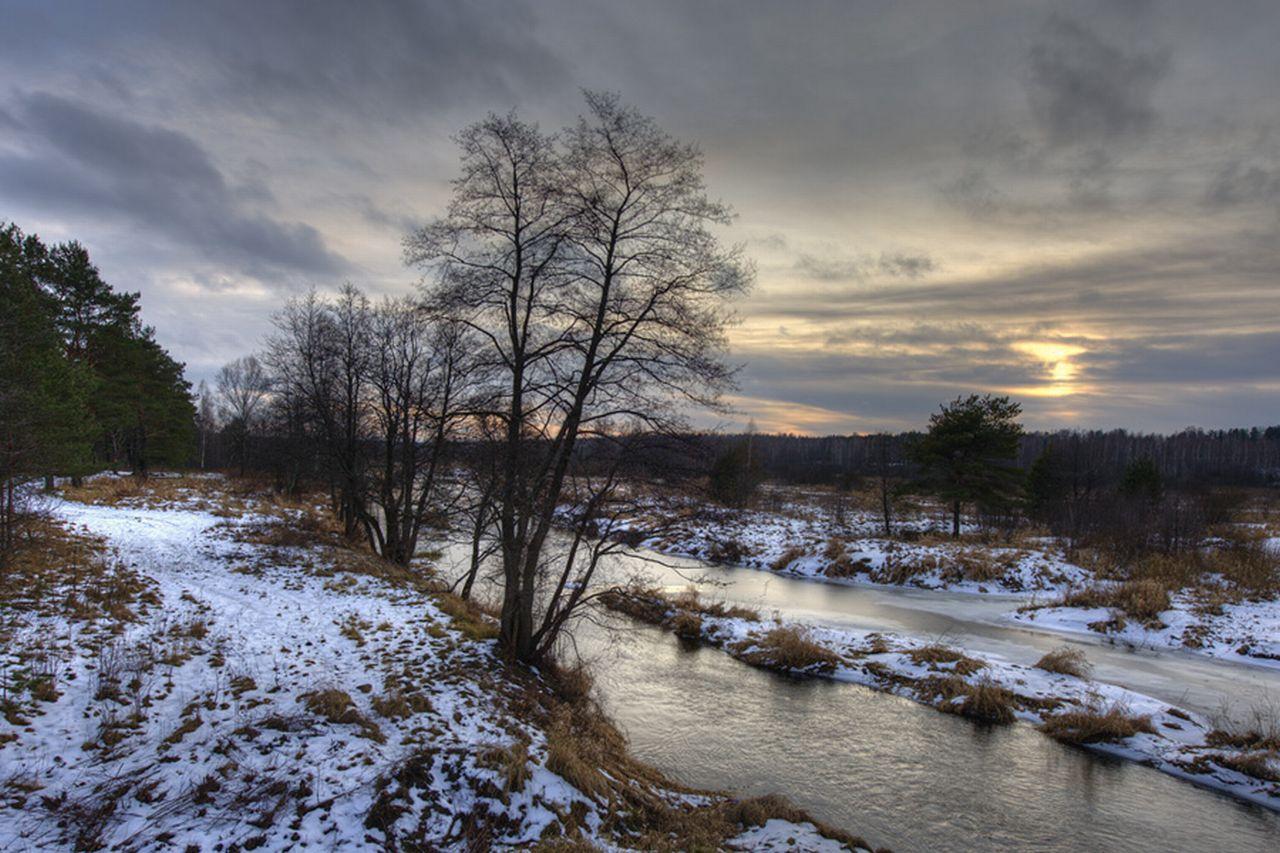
2;0;1278;434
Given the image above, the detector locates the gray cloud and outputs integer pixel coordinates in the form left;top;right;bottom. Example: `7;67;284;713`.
0;91;346;279
793;250;936;282
1204;161;1280;209
1;1;1277;431
1026;15;1170;148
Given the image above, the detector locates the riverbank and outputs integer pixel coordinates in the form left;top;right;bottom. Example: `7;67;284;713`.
602;584;1280;813
0;475;872;851
592;490;1280;670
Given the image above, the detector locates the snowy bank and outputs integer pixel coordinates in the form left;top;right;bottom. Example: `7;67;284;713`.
0;476;871;851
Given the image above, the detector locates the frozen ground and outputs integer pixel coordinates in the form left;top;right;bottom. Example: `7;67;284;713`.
0;481;863;851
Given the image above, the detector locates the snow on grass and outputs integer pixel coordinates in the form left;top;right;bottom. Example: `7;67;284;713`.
603;585;1280;813
1013;586;1280;671
1;479;868;851
590;490;1280;671
593;494;1089;596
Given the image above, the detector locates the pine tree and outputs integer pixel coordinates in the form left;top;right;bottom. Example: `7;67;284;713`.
909;394;1024;537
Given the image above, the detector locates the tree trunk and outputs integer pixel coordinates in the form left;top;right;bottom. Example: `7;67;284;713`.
952;500;961;538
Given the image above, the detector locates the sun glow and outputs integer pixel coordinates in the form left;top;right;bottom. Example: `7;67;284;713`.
1012;340;1087;395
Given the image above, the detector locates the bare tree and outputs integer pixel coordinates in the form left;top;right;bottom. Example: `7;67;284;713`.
364;297;479;565
194;380;217;470
268;288;371;539
408;93;751;663
216;355;271;475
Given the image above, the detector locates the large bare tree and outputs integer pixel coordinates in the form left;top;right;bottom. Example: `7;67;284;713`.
408;93;751;663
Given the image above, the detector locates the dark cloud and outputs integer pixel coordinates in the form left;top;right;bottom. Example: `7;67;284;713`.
0;92;346;279
1204;161;1280;209
1026;15;1170;148
0;1;1277;431
793;250;935;282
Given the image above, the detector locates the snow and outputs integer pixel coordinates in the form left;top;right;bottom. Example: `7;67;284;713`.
1;484;856;851
590;492;1280;671
727;819;863;852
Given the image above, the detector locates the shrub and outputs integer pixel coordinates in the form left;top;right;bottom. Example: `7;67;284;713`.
1034;647;1092;678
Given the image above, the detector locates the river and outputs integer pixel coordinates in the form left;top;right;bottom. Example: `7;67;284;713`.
440;543;1280;851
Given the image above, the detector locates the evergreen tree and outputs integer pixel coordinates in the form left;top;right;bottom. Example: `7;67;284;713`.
909;394;1024;537
707;442;762;508
1026;443;1068;524
1119;456;1163;503
1;224;95;559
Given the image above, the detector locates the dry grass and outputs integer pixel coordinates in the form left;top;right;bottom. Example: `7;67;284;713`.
670;611;703;640
874;550;937;585
770;545;807;572
951;548;1011;583
478;738;533;793
955;678;1017;724
433;593;500;641
1043;580;1170;627
908;644;986;676
822;538;860;577
731;626;841;674
1039;702;1155;744
1214;750;1280;782
301;689;385;743
1034;647;1092;678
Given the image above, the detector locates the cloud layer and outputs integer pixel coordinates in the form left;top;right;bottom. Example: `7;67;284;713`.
2;0;1277;433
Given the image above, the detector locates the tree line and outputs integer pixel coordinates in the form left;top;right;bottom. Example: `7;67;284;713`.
698;423;1280;488
1;223;194;562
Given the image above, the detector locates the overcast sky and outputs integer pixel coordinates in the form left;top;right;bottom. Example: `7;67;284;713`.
3;1;1278;433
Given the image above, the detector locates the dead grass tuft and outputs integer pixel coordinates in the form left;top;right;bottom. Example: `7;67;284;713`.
301;689;385;743
908;644;986;676
731;626;841;674
770;545;806;572
478;738;533;793
434;593;500;641
1034;647;1093;679
1215;750;1280;782
1040;702;1155;744
955;678;1017;724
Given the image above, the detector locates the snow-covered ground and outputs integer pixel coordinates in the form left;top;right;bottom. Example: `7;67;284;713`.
593;491;1280;670
602;495;1090;595
1012;591;1280;670
604;586;1280;813
0;480;868;851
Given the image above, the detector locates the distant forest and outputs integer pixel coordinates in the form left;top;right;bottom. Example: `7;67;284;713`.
694;428;1280;488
